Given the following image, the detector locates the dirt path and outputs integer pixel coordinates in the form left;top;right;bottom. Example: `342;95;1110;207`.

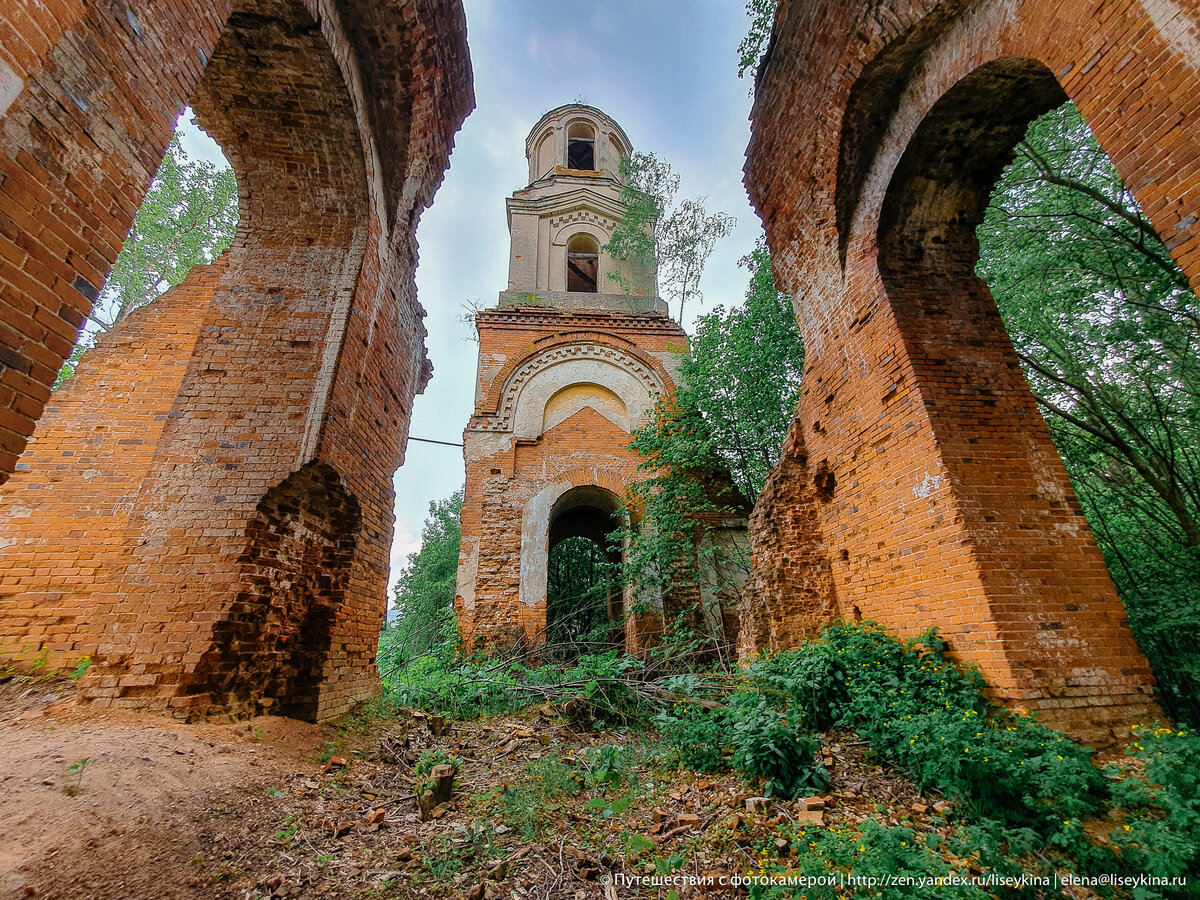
0;680;330;900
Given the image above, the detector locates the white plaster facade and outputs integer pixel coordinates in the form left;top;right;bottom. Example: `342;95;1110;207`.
506;104;658;298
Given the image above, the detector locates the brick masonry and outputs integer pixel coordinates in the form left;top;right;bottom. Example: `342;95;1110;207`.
455;303;687;650
741;0;1200;742
0;0;473;721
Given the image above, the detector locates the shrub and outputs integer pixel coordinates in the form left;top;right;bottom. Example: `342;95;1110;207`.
653;703;732;773
730;700;828;799
1108;724;1200;896
751;622;1106;832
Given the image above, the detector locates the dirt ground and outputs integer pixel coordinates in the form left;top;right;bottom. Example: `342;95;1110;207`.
0;678;330;900
4;677;1093;900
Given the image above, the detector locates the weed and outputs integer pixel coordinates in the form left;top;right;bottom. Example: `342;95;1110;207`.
585;793;633;819
500;784;545;840
581;743;626;789
1107;724;1200;892
414;748;460;775
63;757;92;796
526;751;582;797
68;656;91;681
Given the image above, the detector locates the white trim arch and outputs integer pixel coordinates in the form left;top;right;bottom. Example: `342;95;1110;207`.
480;341;666;436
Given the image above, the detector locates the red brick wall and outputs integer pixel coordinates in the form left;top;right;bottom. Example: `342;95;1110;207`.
0;0;472;721
456;304;687;650
739;415;839;658
743;0;1191;742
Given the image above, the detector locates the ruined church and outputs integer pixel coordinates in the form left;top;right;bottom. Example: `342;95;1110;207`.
0;0;1195;745
453;104;689;652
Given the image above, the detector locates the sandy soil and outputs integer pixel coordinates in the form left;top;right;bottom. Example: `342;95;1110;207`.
0;678;330;900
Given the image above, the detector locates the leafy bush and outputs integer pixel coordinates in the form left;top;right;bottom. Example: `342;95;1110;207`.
654;688;827;798
730;699;827;799
1108;724;1200;896
746;818;1008;900
751;622;1106;831
653;703;731;773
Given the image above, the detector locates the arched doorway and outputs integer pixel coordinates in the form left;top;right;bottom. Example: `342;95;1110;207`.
545;486;623;653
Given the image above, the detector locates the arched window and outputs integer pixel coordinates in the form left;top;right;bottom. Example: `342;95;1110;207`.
534;130;554;177
567;121;595;170
566;233;599;292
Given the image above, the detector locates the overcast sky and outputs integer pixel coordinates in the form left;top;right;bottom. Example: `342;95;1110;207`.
180;0;765;597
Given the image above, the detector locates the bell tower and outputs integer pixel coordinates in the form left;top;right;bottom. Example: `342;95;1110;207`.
505;104;657;299
455;103;686;650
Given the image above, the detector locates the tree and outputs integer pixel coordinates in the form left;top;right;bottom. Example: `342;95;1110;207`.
546;536;614;651
736;0;777;81
604;152;735;322
978;101;1200;722
616;237;802;643
55;131;238;386
379;488;464;672
681;237;804;500
979;102;1200;584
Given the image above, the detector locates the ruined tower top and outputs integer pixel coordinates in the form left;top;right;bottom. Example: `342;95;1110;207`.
504;103;664;313
523;103;633;182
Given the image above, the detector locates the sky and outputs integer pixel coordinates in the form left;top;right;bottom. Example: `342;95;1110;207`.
178;1;766;598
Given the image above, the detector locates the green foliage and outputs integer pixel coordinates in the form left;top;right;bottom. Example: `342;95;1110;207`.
68;656;91;681
526;752;583;798
63;757;92;797
736;0;777;81
558;648;645;724
414;748;460;776
581;743;627;789
500;784;546;841
383;653;529;719
1108;724;1200;894
745;817;1034;900
752;622;1106;832
730;699;828;800
586;793;633;819
655;687;826;799
615;238;801;645
682;238;804;500
978;101;1200;724
378;488;463;678
653;702;730;773
618;393;751;621
57;132;238;387
546;535;614;650
603;152;734;321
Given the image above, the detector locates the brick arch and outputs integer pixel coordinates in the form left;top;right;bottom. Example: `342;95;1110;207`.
0;0;472;720
186;461;361;721
478;334;673;426
743;0;1193;742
